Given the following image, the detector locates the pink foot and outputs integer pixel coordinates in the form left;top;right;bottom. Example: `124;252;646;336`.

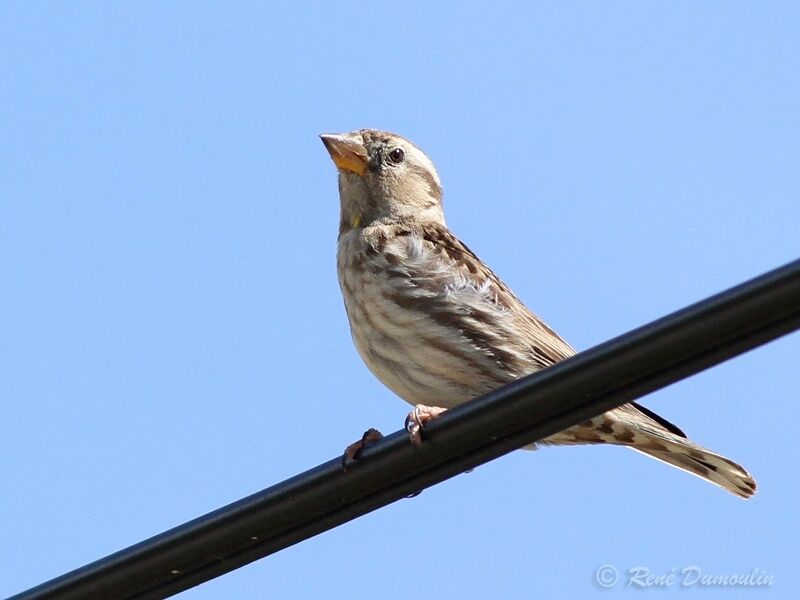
341;428;384;470
405;404;448;444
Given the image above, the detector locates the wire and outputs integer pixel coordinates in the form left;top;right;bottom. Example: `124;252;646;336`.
9;258;800;600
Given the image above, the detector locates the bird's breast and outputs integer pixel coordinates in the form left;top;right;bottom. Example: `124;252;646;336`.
336;230;517;407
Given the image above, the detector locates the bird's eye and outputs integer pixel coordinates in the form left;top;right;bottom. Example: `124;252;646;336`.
388;148;405;164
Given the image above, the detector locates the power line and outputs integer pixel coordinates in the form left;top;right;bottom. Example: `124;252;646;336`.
9;258;800;600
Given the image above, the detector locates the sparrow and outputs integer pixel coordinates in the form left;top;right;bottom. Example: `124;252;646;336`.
321;129;756;498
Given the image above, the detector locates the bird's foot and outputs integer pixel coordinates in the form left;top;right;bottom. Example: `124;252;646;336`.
405;404;448;445
341;428;384;470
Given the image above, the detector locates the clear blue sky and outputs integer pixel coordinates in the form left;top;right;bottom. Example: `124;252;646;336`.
2;2;798;598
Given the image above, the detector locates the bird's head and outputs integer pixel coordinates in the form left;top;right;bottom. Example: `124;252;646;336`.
320;129;444;233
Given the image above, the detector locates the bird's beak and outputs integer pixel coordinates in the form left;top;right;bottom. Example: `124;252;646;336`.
320;133;368;177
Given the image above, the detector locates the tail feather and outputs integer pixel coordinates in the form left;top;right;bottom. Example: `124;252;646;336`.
543;404;757;498
631;438;757;499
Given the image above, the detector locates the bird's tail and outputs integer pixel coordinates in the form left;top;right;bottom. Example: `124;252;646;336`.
542;404;757;498
630;435;757;499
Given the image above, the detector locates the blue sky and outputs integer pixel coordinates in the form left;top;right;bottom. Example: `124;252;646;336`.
1;2;798;598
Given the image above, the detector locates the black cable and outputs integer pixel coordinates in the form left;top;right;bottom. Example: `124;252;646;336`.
9;258;800;600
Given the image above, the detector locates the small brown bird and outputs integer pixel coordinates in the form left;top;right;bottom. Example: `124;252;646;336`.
321;129;756;498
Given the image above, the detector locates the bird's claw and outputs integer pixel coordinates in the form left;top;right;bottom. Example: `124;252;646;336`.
341;428;384;470
405;404;448;444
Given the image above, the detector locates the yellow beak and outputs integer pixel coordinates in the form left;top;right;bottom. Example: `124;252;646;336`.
320;133;368;176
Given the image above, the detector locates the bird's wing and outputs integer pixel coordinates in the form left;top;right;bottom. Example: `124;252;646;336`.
429;223;575;368
373;221;575;375
372;221;688;442
624;401;688;438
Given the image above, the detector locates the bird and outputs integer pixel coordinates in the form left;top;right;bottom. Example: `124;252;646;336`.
320;128;756;499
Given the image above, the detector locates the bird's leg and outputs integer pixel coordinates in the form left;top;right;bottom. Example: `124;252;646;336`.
405;404;448;444
341;428;384;470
